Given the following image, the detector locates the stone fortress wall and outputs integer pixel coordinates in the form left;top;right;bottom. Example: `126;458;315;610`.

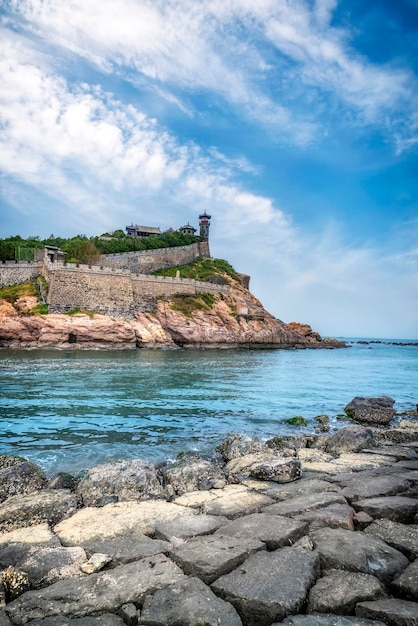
100;241;210;274
46;265;229;317
1;242;230;318
0;261;42;288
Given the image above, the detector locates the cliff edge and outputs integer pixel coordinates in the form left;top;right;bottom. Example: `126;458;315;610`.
0;282;345;350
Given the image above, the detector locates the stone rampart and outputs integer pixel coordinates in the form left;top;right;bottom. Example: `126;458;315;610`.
47;265;229;317
0;262;41;288
100;241;210;274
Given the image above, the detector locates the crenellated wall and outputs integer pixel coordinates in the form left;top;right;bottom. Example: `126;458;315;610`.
100;241;210;274
47;265;229;317
0;261;41;288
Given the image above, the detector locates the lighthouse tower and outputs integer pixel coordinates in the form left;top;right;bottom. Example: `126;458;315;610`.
199;210;211;241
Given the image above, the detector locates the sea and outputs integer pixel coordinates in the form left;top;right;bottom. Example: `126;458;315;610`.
0;339;417;477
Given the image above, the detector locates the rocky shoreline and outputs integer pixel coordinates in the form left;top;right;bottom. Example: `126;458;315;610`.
0;396;417;625
0;291;345;350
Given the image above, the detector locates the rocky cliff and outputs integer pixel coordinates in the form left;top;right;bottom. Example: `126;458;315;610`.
0;283;344;350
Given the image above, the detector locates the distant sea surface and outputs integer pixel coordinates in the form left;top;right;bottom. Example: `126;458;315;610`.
0;340;417;476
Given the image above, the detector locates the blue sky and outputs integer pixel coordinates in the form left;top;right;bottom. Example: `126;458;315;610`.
0;0;417;339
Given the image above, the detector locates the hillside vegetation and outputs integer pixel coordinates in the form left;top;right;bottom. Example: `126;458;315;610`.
0;230;201;264
153;257;240;284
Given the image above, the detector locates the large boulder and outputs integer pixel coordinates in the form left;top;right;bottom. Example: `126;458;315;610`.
311;527;409;584
307;570;386;615
5;555;185;623
211;547;320;626
225;452;301;483
344;397;396;426
0;457;47;503
139;577;243;625
0;490;79;533
76;459;164;506
326;426;375;455
162;457;226;495
216;435;266;462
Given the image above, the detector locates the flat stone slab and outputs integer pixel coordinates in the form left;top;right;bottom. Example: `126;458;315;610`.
211;547;320;625
243;477;341;500
352;496;418;523
294;503;355;530
9;545;87;589
280;615;386;625
263;492;347;517
302;452;397;474
0;523;61;568
307;570;386;614
5;555;185;624
364;519;418;559
170;534;265;584
174;485;275;518
341;474;413;501
356;598;418;625
392;559;418;602
154;513;227;541
0;490;79;533
311;527;409;583
138;576;243;626
77;531;170;564
54;500;197;545
214;512;308;549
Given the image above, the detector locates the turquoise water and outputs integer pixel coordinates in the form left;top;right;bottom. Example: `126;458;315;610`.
0;341;417;476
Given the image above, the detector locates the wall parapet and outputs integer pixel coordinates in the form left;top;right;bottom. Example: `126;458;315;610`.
0;262;42;288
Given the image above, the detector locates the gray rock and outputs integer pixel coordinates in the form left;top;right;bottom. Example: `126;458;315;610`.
252;477;341;500
76;459;164;506
117;604;137;626
307;570;386;614
311;527;409;584
48;472;78;491
249;456;302;483
0;609;11;626
170;534;265;584
344;396;396;426
154;513;227;542
214;513;308;549
364;519;418;559
326;426;375;455
0;524;61;569
12;546;87;588
352;496;418;523
5;555;185;624
263;492;347;517
22;616;126;625
392;559;418;601
174;484;275;518
295;503;355;530
0;490;79;533
79;531;170;564
280;615;386;625
0;460;47;503
340;474;413;501
139;576;243;625
356;598;418;625
162;458;226;495
266;435;311;453
211;547;320;626
216;435;266;461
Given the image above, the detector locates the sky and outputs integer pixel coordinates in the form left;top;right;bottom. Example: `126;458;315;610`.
0;0;417;339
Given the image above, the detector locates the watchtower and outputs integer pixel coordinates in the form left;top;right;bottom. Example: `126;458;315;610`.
199;211;211;241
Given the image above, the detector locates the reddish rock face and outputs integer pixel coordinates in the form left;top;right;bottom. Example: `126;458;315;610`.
0;290;345;350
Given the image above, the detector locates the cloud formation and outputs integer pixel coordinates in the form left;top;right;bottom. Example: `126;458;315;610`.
1;1;417;337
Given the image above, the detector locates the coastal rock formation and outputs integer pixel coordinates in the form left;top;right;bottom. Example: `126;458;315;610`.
0;417;416;624
344;396;396;426
0;285;345;350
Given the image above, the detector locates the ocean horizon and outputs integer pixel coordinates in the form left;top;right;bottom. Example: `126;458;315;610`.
0;337;417;476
